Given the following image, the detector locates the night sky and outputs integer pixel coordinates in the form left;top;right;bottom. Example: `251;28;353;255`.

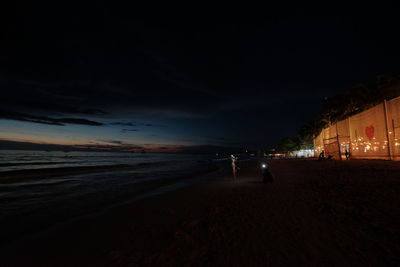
2;4;400;152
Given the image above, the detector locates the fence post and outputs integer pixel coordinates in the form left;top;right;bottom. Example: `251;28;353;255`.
383;100;393;160
336;123;342;160
347;117;352;156
393;119;396;150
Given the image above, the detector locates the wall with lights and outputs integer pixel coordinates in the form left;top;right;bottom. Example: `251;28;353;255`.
314;96;400;160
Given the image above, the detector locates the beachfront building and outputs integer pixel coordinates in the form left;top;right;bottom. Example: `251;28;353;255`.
314;96;400;160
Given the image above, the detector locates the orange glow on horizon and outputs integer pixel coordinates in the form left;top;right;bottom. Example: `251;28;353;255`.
0;137;185;153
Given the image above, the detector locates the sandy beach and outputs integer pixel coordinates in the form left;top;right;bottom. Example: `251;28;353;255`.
2;159;400;266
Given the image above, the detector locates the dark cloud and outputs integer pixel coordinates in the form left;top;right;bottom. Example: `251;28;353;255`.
142;123;167;128
81;109;108;115
110;122;137;127
0;110;104;126
111;122;166;129
57;118;103;126
0;110;63;126
0;80;109;115
100;140;124;145
121;129;139;133
1;78;216;121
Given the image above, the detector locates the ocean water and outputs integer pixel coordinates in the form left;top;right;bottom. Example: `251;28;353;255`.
0;150;219;172
0;150;231;246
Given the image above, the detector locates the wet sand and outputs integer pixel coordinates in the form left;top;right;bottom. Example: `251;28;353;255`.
2;159;400;266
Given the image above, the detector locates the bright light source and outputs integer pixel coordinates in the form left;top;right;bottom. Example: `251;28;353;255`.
261;164;267;168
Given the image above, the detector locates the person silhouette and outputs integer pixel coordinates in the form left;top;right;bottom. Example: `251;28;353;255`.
261;162;273;183
345;149;350;160
318;150;325;160
231;155;239;180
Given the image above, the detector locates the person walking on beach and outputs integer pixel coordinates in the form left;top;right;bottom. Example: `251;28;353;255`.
318;150;325;160
345;149;350;160
231;155;239;180
261;162;274;183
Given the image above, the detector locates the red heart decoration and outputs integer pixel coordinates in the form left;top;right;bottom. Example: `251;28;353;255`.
365;125;374;140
